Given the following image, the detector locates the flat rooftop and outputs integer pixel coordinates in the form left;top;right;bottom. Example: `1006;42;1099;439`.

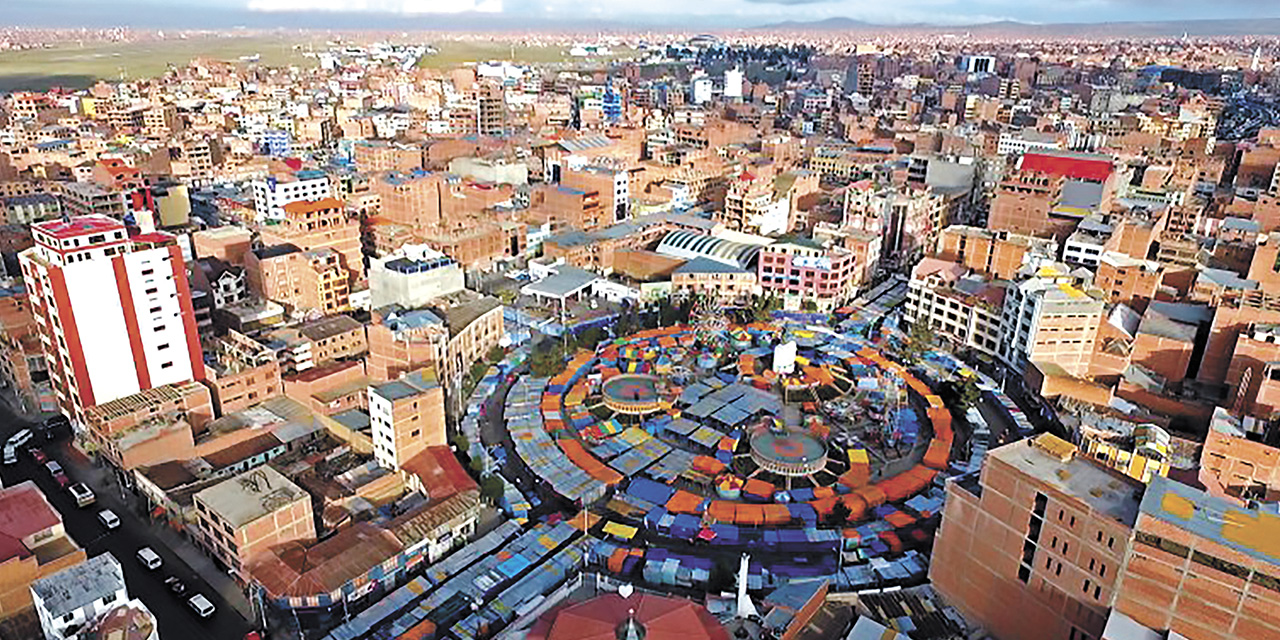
989;435;1142;526
195;466;308;529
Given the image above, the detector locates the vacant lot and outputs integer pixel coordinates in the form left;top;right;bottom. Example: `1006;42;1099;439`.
0;37;317;91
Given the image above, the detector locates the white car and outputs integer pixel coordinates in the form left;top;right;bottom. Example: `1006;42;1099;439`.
2;447;15;466
187;594;215;618
8;429;32;448
136;547;162;570
97;509;120;530
68;483;95;508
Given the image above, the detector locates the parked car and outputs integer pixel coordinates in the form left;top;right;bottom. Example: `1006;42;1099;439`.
164;576;187;596
2;447;15;466
27;447;46;464
8;429;32;447
52;472;70;489
97;510;120;530
44;460;62;475
68;483;95;508
136;547;162;570
187;594;215;618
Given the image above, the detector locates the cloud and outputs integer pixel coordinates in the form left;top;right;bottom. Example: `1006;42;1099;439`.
246;0;502;13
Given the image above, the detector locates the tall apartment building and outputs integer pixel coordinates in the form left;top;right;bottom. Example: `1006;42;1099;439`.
1112;475;1280;640
18;215;204;424
931;434;1141;640
192;466;314;582
999;269;1105;377
369;368;446;470
250;170;331;221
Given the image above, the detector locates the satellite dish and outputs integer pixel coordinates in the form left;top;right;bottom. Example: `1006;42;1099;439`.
618;583;634;599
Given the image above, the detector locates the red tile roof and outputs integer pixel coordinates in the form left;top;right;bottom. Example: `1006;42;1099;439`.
528;593;729;640
0;482;61;561
401;446;477;501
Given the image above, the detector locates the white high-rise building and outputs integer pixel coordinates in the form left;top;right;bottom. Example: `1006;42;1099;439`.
724;68;744;99
19;215;205;423
691;72;713;104
250;170;332;221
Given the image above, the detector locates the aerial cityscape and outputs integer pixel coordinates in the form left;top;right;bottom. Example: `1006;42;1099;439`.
2;2;1280;640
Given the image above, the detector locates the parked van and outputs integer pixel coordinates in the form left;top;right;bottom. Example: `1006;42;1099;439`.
68;483;95;508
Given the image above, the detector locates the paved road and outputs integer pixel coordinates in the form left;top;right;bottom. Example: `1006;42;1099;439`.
0;403;255;640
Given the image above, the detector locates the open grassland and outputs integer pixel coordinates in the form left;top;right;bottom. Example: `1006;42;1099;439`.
0;37;319;91
418;40;637;69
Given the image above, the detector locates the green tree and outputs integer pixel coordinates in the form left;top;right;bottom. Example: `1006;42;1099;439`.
481;475;505;504
903;320;934;364
801;299;818;313
497;289;518;305
956;374;982;410
451;433;469;453
487;345;506;363
469;456;485;474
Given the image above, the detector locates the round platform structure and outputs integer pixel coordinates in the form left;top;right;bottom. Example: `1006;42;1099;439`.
750;428;829;476
601;374;664;415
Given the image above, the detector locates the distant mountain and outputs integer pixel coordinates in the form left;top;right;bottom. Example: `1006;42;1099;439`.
753;16;1280;37
758;17;870;30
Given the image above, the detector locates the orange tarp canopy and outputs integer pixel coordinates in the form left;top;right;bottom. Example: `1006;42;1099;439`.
762;504;792;525
707;501;737;523
743;478;774;499
665;490;704;514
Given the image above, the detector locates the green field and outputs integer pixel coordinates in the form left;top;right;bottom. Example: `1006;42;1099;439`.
0;37;637;92
0;37;319;91
418;41;637;69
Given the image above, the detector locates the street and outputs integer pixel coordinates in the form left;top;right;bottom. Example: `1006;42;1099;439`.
0;400;254;640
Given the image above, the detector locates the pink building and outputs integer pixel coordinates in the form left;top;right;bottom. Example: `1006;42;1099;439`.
757;239;861;310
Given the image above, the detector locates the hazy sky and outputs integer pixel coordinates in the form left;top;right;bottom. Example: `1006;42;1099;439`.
8;0;1279;26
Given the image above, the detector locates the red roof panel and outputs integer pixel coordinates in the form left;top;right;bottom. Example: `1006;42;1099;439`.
1020;153;1113;182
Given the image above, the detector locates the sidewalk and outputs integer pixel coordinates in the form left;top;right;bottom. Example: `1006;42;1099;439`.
59;441;257;624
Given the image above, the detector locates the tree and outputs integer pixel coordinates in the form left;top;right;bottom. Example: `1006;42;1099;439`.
497;289;518;305
956;374;982;410
487;345;506;363
801;299;818;313
825;499;852;526
469;456;485;474
481;475;505;504
903;320;934;364
451;433;470;453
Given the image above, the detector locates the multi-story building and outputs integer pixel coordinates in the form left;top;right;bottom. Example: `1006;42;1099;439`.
366;292;503;410
369;368;447;470
18;215;204;424
250;170;331;222
368;244;465;309
1112;475;1280;640
30;552;147;640
905;258;1006;357
260;197;364;285
245;245;351;315
757;239;862;310
935;225;1057;280
202;330;282;418
931;434;1141;640
192;466;315;582
671;258;758;305
0;481;85;621
999;268;1105;377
